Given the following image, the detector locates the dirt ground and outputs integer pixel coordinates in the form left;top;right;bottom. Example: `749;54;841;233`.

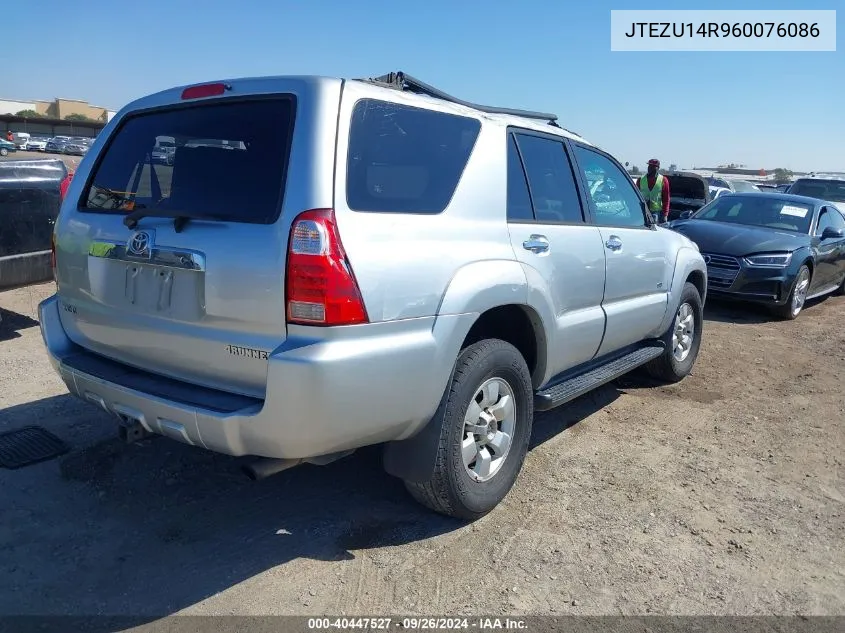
0;282;843;620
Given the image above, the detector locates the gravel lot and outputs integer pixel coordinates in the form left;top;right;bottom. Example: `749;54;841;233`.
0;282;843;619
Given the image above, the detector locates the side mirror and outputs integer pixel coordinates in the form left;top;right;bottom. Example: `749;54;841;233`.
821;226;845;240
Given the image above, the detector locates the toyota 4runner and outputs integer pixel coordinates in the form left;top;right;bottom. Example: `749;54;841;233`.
40;71;707;519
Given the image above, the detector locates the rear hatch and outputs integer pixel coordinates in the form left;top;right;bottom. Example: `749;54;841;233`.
54;80;333;398
665;173;710;220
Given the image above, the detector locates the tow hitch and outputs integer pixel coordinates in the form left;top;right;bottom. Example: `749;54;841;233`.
116;413;153;444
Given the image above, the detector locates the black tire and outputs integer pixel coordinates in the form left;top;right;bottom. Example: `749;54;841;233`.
404;339;534;521
0;148;8;157
772;264;811;320
645;282;703;383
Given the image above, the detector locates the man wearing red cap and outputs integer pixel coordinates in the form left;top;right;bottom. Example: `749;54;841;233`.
637;159;670;223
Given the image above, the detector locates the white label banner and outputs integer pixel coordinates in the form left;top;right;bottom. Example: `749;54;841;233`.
610;10;836;52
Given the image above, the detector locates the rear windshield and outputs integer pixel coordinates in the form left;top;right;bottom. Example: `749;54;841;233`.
80;98;296;224
666;176;707;201
346;99;481;214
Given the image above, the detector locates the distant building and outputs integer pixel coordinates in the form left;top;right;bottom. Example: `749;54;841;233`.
0;97;116;123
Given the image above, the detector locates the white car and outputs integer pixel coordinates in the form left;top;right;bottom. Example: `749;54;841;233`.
709;186;732;199
26;138;48;151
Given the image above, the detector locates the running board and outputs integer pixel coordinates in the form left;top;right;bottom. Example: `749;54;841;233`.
534;343;665;412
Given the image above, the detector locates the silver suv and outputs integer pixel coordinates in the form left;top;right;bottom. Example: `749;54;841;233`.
40;71;707;519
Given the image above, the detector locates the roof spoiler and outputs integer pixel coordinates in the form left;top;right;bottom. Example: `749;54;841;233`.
360;71;573;132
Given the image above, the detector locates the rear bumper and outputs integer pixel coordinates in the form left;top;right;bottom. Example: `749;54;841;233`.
39;294;472;460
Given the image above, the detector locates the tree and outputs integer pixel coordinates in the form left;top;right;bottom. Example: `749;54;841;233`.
630;165;641;175
64;113;94;122
15;109;44;118
772;168;794;182
669;163;678;172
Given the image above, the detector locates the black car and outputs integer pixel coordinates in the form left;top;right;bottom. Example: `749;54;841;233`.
667;192;845;319
0;158;68;290
786;177;845;212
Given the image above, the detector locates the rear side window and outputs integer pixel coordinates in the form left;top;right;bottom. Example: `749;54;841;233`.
506;135;534;222
80;98;295;224
346;99;481;214
513;133;584;224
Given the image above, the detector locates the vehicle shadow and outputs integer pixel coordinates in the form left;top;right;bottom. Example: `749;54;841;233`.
0;386;614;630
0;307;39;342
704;296;830;325
703;299;774;324
531;383;620;448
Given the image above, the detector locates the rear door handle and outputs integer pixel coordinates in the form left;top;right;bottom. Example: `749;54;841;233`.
523;235;550;253
605;235;623;251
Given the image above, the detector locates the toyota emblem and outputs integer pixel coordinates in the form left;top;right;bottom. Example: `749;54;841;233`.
703;255;711;264
127;231;152;256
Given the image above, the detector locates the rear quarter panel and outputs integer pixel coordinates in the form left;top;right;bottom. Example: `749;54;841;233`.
332;81;522;323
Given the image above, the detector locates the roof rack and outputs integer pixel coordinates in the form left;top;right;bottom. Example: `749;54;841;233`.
362;71;564;129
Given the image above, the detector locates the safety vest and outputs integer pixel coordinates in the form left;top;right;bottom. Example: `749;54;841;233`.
639;174;665;213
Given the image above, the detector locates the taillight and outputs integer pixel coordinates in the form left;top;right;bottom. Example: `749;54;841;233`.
50;232;57;278
181;83;229;100
286;209;368;326
59;172;73;201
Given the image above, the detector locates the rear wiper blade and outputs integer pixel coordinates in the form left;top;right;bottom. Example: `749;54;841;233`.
123;208;226;231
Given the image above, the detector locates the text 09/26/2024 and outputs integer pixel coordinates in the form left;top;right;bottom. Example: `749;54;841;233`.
610;9;836;51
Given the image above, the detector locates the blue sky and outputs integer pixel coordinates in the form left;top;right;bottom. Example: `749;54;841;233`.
6;0;843;171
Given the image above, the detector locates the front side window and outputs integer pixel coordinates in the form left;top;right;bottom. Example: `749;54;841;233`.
81;98;295;224
346;99;480;214
816;207;845;236
506;135;534;222
572;145;646;227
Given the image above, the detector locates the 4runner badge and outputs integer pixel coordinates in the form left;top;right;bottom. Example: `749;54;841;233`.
225;344;269;360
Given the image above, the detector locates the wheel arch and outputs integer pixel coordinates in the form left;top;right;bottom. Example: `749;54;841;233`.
659;246;707;334
459;303;547;390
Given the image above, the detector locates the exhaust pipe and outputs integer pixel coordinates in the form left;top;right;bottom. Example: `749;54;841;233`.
242;457;302;481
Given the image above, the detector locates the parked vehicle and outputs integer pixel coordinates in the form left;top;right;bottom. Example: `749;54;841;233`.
755;183;781;193
663;171;711;221
786;177;845;213
26;138;49;151
706;177;762;193
11;132;31;149
709;186;732;199
40;71;707;519
45;137;71;153
667;192;845;319
63;141;89;156
0;159;68;289
0;139;17;156
151;144;175;165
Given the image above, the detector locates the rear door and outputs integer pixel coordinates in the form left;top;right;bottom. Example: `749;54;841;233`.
54;79;339;398
568;143;671;357
505;129;607;376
